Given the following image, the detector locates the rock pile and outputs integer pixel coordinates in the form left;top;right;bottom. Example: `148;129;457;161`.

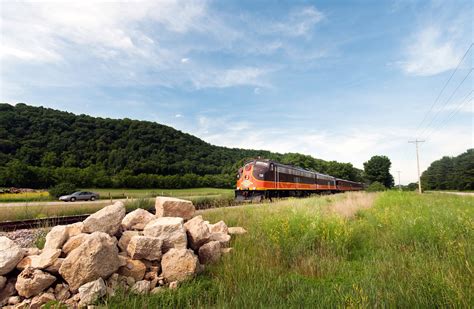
0;197;246;308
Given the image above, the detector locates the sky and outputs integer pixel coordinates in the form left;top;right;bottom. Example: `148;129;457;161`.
0;0;472;184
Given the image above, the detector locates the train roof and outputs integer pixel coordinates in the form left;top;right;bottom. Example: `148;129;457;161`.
247;158;336;179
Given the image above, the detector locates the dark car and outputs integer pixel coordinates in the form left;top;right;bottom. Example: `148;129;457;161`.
59;191;100;202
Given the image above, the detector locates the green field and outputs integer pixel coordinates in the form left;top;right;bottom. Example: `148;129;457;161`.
0;188;234;221
0;188;233;203
106;191;473;307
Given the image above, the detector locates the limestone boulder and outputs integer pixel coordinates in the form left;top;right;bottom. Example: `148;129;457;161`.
30;292;55;309
59;232;121;291
83;201;126;235
161;248;199;282
228;227;247;235
66;222;84;237
131;280;150;294
144;217;187;252
198;241;221;265
0;236;24;275
127;236;162;261
54;283;71;302
209;221;228;234
16;249;61;270
23;247;41;256
15;267;56;298
118;258;146;281
184;216;211;250
122;209;155;230
78;278;106;307
209;233;231;248
118;231;141;252
44;225;69;250
62;233;90;255
155;197;195;220
45;258;63;274
0;276;6;290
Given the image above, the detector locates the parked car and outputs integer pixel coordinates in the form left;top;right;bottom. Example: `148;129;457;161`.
59;191;100;202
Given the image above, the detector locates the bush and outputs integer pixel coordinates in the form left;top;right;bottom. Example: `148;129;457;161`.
366;181;386;192
49;182;77;198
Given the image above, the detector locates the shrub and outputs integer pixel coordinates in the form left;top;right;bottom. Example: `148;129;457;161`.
49;182;77;198
366;181;386;192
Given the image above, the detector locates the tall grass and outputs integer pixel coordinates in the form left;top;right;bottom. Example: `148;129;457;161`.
107;192;473;307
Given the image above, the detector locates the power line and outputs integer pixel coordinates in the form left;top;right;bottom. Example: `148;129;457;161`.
418;68;473;138
415;43;473;135
423;91;473;141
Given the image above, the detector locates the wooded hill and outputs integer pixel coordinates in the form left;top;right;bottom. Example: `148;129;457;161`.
0;103;363;189
421;149;474;191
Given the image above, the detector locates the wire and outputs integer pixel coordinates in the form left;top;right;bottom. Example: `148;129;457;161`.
418;68;473;138
415;43;473;135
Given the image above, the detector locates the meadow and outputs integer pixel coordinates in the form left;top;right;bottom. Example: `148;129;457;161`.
105;191;473;307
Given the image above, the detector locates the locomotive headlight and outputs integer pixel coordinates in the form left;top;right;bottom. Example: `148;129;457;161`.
259;173;264;178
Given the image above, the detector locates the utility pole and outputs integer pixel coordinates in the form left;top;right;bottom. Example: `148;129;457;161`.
408;140;425;194
396;170;401;191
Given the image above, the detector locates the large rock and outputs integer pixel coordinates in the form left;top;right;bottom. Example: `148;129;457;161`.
30;292;56;309
198;241;222;265
66;222;84;237
0;276;6;290
45;258;64;274
16;249;61;270
184;216;211;250
83;201;126;235
118;231;141;252
161;248;199;282
127;236;162;261
62;233;90;255
59;232;121;291
122;209;155;230
209;221;228;234
155;197;195;220
0;236;24;275
44;225;69;250
15;267;56;298
209;232;231;248
54;283;71;301
78;278;106;307
131;280;151;294
228;227;247;235
118;258;146;281
144;217;187;252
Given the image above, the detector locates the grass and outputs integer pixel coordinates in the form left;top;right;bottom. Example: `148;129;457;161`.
0;188;233;203
105;191;473;307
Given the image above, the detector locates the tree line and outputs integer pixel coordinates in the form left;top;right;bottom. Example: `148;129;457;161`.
421;149;473;191
0;103;371;189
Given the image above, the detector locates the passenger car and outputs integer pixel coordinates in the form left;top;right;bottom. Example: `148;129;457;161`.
59;191;100;202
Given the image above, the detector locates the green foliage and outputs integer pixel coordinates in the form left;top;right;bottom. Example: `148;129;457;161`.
421;149;473;191
49;182;77;198
363;155;394;188
0;103;364;188
366;181;386;192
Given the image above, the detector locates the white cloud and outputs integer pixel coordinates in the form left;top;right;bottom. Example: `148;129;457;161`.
191;67;270;89
399;27;464;76
254;87;261;94
274;6;325;37
181;58;190;63
175;113;183;118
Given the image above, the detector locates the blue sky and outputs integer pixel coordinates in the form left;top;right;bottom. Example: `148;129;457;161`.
1;0;472;184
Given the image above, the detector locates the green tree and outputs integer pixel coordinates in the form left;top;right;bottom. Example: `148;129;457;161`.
363;155;394;188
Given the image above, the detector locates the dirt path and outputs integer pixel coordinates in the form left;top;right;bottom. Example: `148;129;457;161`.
0;198;136;208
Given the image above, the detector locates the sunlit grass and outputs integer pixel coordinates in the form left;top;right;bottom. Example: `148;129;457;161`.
106;191;473;307
0;191;51;202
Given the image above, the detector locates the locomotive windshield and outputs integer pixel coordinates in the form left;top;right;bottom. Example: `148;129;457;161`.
253;161;269;180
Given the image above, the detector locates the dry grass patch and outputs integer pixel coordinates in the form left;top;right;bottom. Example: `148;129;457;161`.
325;191;376;218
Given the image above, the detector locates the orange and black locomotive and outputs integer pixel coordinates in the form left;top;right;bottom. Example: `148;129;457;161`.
235;159;363;201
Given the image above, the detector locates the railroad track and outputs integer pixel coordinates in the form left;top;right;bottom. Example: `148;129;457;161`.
0;214;90;232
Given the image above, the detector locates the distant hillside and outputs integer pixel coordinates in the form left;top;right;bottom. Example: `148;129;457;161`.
421;149;474;191
0;103;363;188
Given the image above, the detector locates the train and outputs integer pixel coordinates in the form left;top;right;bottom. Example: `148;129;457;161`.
235;159;364;202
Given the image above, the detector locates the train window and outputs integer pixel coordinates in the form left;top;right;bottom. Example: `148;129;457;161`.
270;164;274;171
